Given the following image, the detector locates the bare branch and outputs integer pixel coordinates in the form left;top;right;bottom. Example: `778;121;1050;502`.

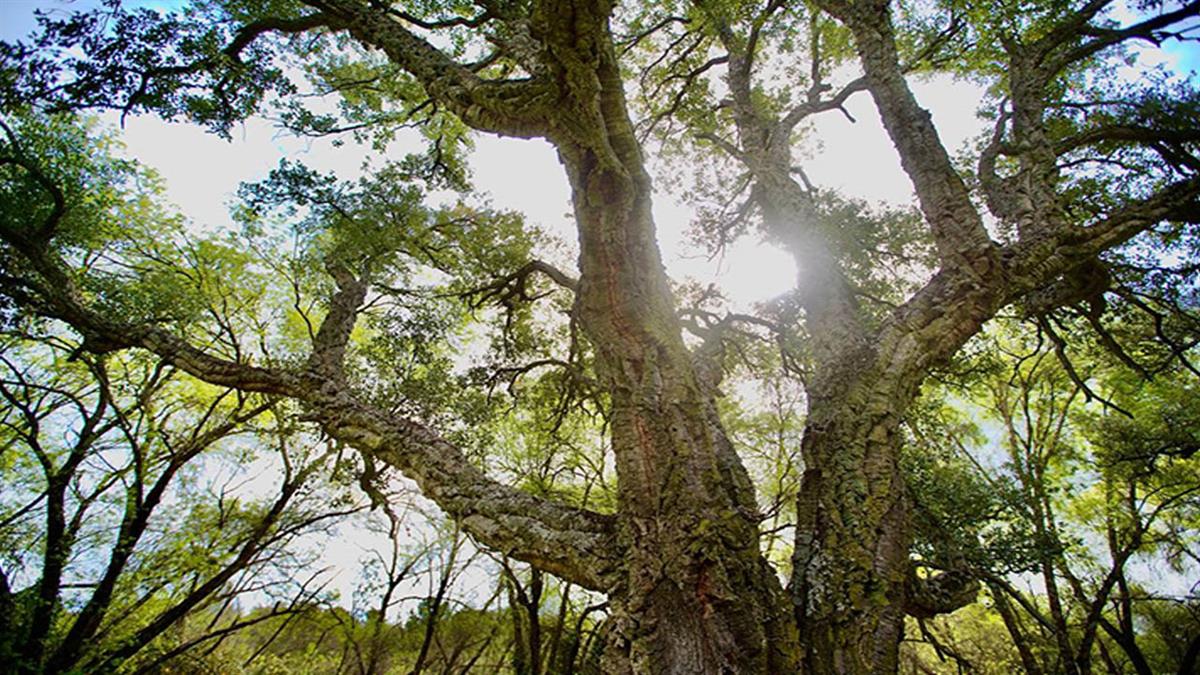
384;6;493;31
1041;176;1200;262
695;131;745;161
1037;314;1133;417
814;0;996;267
224;13;336;60
779;77;867;131
617;15;690;53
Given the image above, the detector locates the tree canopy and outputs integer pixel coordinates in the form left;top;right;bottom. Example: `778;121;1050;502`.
1;0;1198;673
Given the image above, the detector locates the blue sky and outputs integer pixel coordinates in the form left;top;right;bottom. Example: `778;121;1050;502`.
1165;39;1200;74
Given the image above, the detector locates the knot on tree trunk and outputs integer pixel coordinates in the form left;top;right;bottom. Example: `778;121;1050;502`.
903;568;979;619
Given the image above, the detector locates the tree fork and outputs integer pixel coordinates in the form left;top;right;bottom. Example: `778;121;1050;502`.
532;2;799;670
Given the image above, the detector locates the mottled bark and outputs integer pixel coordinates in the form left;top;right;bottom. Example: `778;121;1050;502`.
817;0;994;266
537;3;797;669
692;1;999;669
792;395;910;672
904;570;978;620
306;0;556;138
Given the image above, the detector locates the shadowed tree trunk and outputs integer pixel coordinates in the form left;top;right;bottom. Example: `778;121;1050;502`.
545;15;799;667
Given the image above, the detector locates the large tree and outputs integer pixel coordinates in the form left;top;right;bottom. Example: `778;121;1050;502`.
1;0;1198;672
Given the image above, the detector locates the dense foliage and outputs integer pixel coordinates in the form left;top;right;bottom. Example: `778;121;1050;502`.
1;0;1198;672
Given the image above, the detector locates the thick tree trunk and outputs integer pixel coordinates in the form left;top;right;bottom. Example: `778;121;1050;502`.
738;116;915;675
559;148;797;673
791;368;912;673
787;259;1005;673
526;4;801;670
599;400;798;675
782;256;1000;674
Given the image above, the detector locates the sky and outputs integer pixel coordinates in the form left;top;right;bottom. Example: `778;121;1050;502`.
0;0;995;311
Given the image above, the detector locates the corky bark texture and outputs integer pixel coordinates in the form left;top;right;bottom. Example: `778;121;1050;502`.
512;3;796;670
3;0;1199;672
681;0;1198;670
690;0;1004;668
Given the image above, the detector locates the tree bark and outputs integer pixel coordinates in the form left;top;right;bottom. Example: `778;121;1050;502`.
511;3;799;670
556;79;796;675
791;357;911;673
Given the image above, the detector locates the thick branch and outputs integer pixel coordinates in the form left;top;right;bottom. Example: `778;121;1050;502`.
816;0;996;266
0;237;619;592
224;13;336;60
1011;175;1200;283
1057;124;1200;155
304;0;556;138
308;392;618;590
905;571;977;617
305;262;367;384
1051;0;1200;74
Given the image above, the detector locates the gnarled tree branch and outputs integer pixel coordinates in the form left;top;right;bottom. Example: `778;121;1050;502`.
0;226;620;592
815;0;996;267
304;0;557;138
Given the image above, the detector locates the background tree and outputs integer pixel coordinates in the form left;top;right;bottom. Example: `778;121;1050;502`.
0;327;358;674
902;323;1200;674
